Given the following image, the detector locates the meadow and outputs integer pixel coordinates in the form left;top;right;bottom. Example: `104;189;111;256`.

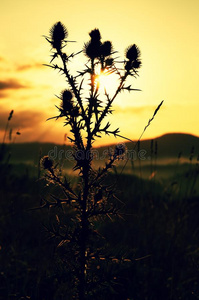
0;135;199;300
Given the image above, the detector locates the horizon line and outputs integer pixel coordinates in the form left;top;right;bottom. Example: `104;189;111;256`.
2;132;199;147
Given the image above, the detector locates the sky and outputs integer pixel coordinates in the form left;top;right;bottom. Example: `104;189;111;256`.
0;0;199;146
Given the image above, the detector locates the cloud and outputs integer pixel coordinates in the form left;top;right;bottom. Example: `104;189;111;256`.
16;63;43;71
0;109;45;131
0;79;27;90
0;108;67;143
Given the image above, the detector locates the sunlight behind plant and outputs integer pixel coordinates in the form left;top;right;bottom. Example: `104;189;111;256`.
95;68;119;97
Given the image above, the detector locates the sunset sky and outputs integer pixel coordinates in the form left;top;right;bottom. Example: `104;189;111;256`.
0;0;199;146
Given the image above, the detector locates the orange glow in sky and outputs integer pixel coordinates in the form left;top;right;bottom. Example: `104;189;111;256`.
0;0;199;146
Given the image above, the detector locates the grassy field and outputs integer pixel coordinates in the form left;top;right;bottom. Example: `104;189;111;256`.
0;141;199;300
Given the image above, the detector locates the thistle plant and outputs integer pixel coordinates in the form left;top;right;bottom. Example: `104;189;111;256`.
41;21;142;299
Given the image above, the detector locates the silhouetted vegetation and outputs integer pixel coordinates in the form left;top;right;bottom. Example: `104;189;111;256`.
40;21;145;299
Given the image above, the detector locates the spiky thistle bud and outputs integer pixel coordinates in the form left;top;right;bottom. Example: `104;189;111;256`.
114;144;126;158
60;90;74;114
84;29;102;59
125;44;141;71
125;44;140;61
101;41;112;57
84;40;101;59
132;60;142;69
105;58;114;67
40;156;53;170
89;29;101;42
50;22;68;50
125;60;132;71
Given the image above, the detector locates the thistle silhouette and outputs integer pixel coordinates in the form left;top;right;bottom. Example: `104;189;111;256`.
42;21;142;299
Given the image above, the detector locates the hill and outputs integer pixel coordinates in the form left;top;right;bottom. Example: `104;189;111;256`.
128;133;199;159
2;133;199;166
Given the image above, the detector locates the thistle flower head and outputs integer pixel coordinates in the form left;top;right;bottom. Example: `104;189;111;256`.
125;44;141;71
50;22;68;50
40;155;53;170
105;58;114;67
101;41;112;57
62;89;73;101
84;40;101;59
125;60;132;71
84;28;102;59
114;143;126;158
132;59;142;69
125;44;140;61
89;29;101;42
60;89;74;113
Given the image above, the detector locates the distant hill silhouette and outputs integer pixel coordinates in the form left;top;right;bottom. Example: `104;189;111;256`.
3;133;199;165
130;133;199;159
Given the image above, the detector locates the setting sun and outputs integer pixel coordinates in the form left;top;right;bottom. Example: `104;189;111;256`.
95;68;119;97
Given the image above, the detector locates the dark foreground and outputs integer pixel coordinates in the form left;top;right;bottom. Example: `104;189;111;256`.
0;161;199;300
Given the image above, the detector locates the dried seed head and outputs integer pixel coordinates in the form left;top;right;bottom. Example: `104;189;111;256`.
8;110;14;121
40;156;53;170
126;44;140;61
50;22;68;50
